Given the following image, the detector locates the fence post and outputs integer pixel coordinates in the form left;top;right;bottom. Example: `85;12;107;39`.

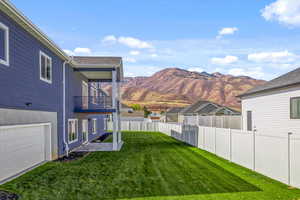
253;129;256;171
229;128;232;162
203;127;206;150
129;121;131;131
214;127;217;154
288;132;292;185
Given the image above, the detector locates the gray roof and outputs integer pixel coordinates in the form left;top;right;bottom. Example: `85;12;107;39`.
180;100;217;114
208;106;240;115
167;107;184;113
73;56;122;66
197;104;219;114
239;67;300;97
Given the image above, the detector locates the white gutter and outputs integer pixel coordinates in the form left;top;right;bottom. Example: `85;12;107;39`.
63;58;72;156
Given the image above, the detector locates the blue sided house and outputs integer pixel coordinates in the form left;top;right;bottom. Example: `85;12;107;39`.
0;1;123;183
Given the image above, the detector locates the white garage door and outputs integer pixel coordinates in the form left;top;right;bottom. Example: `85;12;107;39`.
0;123;51;183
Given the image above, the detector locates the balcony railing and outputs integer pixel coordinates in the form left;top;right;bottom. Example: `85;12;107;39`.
74;96;115;113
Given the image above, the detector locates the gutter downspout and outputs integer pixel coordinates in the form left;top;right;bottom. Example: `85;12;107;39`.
63;58;72;156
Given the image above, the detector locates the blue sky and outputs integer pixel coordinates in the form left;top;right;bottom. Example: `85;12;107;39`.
11;0;300;80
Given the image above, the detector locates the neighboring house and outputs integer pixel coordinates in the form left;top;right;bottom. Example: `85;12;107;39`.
165;107;184;122
238;67;300;135
148;113;162;122
178;100;240;123
0;1;123;184
207;106;240;116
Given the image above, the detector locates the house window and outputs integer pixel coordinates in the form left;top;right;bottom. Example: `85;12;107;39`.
68;119;78;143
92;118;97;134
247;111;252;131
290;97;300;119
39;51;52;83
0;22;9;66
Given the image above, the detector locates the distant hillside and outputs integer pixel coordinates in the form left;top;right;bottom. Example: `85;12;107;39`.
102;68;266;110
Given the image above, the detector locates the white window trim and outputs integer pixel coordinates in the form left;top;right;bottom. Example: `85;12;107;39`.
92;118;97;134
68;119;78;144
39;50;52;84
91;87;98;104
82;119;89;143
0;22;9;66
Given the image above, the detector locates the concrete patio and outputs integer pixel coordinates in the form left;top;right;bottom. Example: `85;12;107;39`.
75;142;123;152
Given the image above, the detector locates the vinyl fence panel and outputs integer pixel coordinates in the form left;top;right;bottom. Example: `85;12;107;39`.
290;133;300;188
203;127;216;153
231;130;254;170
197;126;205;149
255;133;289;184
215;128;231;160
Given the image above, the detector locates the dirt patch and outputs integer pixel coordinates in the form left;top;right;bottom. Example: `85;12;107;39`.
55;152;89;162
0;190;19;200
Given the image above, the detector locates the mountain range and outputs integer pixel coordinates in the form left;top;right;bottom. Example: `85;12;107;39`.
102;68;266;110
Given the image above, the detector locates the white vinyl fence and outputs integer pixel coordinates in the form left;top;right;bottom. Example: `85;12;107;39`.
184;115;242;130
112;121;300;188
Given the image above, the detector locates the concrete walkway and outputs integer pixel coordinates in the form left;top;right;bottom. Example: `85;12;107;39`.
75;141;123;152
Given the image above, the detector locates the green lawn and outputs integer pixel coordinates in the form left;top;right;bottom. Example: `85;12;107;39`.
1;131;300;200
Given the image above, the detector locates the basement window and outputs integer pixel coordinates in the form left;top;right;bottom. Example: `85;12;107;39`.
39;51;52;83
0;22;9;66
68;119;78;143
290;97;300;119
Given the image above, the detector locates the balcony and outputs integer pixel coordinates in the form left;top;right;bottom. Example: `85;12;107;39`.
74;96;116;113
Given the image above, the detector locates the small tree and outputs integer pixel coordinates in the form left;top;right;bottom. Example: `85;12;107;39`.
131;104;142;111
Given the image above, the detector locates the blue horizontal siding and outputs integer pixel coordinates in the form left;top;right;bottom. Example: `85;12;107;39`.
63;64;106;153
0;10;107;157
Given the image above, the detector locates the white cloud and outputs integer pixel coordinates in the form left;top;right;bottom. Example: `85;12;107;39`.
63;49;75;56
102;35;117;43
129;50;140;56
124;57;137;63
228;67;265;79
211;55;239;65
248;50;297;63
219;27;238;35
74;48;92;54
187;67;204;73
124;72;135;77
150;53;158;58
124;65;163;77
118;36;153;49
63;48;91;55
102;35;154;49
262;0;300;26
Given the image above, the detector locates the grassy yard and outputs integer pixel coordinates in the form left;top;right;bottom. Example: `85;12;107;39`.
1;131;300;200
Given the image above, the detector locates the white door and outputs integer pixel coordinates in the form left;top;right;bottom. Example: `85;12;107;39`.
82;120;88;143
82;81;88;109
0;124;49;183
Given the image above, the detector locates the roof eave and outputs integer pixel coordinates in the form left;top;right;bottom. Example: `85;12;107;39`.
1;1;70;61
237;82;300;98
